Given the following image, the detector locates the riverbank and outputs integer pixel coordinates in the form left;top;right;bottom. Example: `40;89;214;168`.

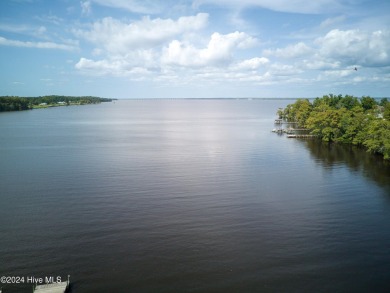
0;95;114;112
277;94;390;160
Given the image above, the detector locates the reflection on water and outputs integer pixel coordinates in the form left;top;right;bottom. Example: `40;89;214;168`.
1;99;390;293
303;139;390;192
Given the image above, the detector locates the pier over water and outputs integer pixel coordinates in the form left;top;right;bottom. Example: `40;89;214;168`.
34;276;69;293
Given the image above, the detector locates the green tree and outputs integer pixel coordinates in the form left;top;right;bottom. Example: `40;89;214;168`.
337;106;368;144
305;105;343;142
280;94;390;160
379;98;388;107
291;99;312;127
360;96;377;111
363;119;390;159
384;103;390;120
338;95;360;110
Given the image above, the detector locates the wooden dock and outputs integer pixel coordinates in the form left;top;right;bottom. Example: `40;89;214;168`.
272;128;284;133
274;119;298;124
272;128;310;134
287;134;316;138
34;276;69;293
273;119;315;139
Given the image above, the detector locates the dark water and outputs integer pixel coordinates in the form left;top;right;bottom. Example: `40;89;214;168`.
1;99;390;293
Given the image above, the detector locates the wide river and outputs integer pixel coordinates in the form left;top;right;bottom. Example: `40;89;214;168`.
1;99;390;292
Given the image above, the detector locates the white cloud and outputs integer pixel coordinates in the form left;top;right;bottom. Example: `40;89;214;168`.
72;7;389;92
320;15;346;28
89;0;163;14
352;76;365;83
261;28;390;74
269;63;302;76
161;40;199;67
75;57;153;77
234;57;269;70
86;58;115;72
0;23;31;33
161;31;258;67
303;59;340;70
36;26;47;35
0;23;48;39
322;69;355;78
155;62;273;86
34;14;63;25
75;13;208;53
0;36;77;50
81;1;92;15
75;48;158;74
316;29;390;67
76;29;260;78
263;42;313;58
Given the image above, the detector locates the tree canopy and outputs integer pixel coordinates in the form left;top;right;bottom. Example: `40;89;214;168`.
0;95;113;112
0;96;31;111
278;94;390;160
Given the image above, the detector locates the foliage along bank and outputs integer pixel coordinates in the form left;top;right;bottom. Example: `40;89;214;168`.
0;95;113;112
278;94;390;160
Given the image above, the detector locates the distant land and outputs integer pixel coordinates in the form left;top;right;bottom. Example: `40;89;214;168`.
0;95;114;112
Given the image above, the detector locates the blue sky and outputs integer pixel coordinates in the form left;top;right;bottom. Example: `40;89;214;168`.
0;0;389;99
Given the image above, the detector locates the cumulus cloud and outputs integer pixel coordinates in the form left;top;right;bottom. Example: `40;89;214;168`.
161;31;258;67
316;29;390;67
75;57;152;76
261;28;390;72
75;29;261;79
75;48;158;74
73;8;390;89
74;13;208;53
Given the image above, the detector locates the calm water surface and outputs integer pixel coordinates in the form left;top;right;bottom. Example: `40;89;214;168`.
1;99;390;292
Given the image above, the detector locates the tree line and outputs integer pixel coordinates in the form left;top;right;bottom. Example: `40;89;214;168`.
0;95;113;112
278;94;390;160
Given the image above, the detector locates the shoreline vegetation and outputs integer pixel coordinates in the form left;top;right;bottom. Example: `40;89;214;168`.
0;95;114;112
277;94;390;160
